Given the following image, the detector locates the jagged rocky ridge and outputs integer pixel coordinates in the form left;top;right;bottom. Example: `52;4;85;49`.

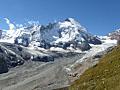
0;18;101;51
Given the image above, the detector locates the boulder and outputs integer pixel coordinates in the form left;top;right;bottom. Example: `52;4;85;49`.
6;54;24;68
32;55;54;62
89;37;102;45
21;53;31;60
39;40;51;49
77;42;91;51
63;43;70;49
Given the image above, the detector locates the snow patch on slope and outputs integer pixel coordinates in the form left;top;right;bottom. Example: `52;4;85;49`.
65;38;117;72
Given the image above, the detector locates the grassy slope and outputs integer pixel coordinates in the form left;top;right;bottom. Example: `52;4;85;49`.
56;45;120;90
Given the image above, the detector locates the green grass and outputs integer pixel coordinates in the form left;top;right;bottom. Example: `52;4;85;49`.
56;45;120;90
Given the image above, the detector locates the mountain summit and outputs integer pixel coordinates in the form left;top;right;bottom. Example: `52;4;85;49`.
0;18;101;50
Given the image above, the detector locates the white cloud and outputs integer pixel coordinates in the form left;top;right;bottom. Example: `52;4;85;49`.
16;24;23;28
4;18;15;30
28;21;39;25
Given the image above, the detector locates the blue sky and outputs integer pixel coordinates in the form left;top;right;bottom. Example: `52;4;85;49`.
0;0;120;35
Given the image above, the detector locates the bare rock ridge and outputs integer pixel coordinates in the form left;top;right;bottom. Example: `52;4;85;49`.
0;42;82;74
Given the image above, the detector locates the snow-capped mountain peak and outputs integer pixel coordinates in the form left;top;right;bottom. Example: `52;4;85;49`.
65;18;82;27
0;18;102;51
58;18;86;32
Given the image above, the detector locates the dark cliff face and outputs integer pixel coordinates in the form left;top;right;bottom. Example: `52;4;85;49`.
0;43;37;74
0;43;25;73
0;54;8;74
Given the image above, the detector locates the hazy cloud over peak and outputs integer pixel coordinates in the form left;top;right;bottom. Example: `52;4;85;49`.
4;18;15;30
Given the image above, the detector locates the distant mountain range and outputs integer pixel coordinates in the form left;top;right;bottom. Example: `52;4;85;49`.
0;18;118;90
0;18;102;51
108;29;120;40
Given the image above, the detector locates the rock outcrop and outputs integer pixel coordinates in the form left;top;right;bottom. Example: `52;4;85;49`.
0;42;55;74
0;54;8;74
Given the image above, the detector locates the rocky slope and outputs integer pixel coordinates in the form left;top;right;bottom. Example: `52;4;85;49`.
0;42;85;90
0;42;82;74
0;37;116;90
